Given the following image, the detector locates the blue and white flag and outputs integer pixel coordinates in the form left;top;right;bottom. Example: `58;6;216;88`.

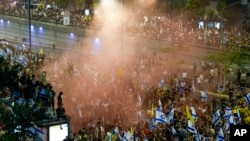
200;90;207;102
28;126;45;140
122;131;133;141
224;107;232;120
187;120;197;133
191;106;198;122
149;118;157;131
112;126;119;135
194;132;202;141
18;54;29;67
158;78;165;87
155;108;168;124
216;127;225;141
212;109;221;125
245;93;250;105
167;106;174;123
229;113;236;125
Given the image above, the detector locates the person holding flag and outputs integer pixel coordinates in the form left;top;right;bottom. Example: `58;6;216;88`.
190;105;198;122
167;105;174;123
212;108;221;125
186;105;195;125
200;90;208;102
155;108;168;125
216;127;225;141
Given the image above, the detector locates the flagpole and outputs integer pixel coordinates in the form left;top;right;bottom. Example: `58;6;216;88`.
28;0;32;52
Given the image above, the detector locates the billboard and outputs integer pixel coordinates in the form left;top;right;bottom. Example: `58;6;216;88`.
49;123;69;141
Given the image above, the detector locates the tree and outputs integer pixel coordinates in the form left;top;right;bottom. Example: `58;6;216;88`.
0;103;48;141
186;0;206;19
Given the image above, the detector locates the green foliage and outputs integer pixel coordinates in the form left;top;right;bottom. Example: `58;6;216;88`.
206;48;250;69
186;0;206;19
217;0;226;13
0;104;47;140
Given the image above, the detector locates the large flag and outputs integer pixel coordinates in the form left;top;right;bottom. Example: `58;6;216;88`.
224;107;232;120
186;105;194;124
187;119;197;133
245;93;250;105
167;106;174;123
212;109;221;125
155;108;168;124
200;90;207;102
190;106;198;122
216;127;225;141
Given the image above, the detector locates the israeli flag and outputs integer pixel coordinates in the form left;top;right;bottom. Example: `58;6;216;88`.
229;113;236;125
224;107;232;120
200;90;207;102
158;78;165;87
123;131;132;141
244;93;250;105
191;106;198;122
149;118;157;131
28;126;45;140
194;132;202;141
187;120;197;133
18;54;29;67
216;127;225;141
112;126;119;135
212;109;221;125
167;106;174;123
155;108;168;124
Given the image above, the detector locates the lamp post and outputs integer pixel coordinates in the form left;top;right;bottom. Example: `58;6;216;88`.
28;0;32;52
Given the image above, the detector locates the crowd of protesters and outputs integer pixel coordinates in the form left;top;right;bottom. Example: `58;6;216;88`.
0;32;250;141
